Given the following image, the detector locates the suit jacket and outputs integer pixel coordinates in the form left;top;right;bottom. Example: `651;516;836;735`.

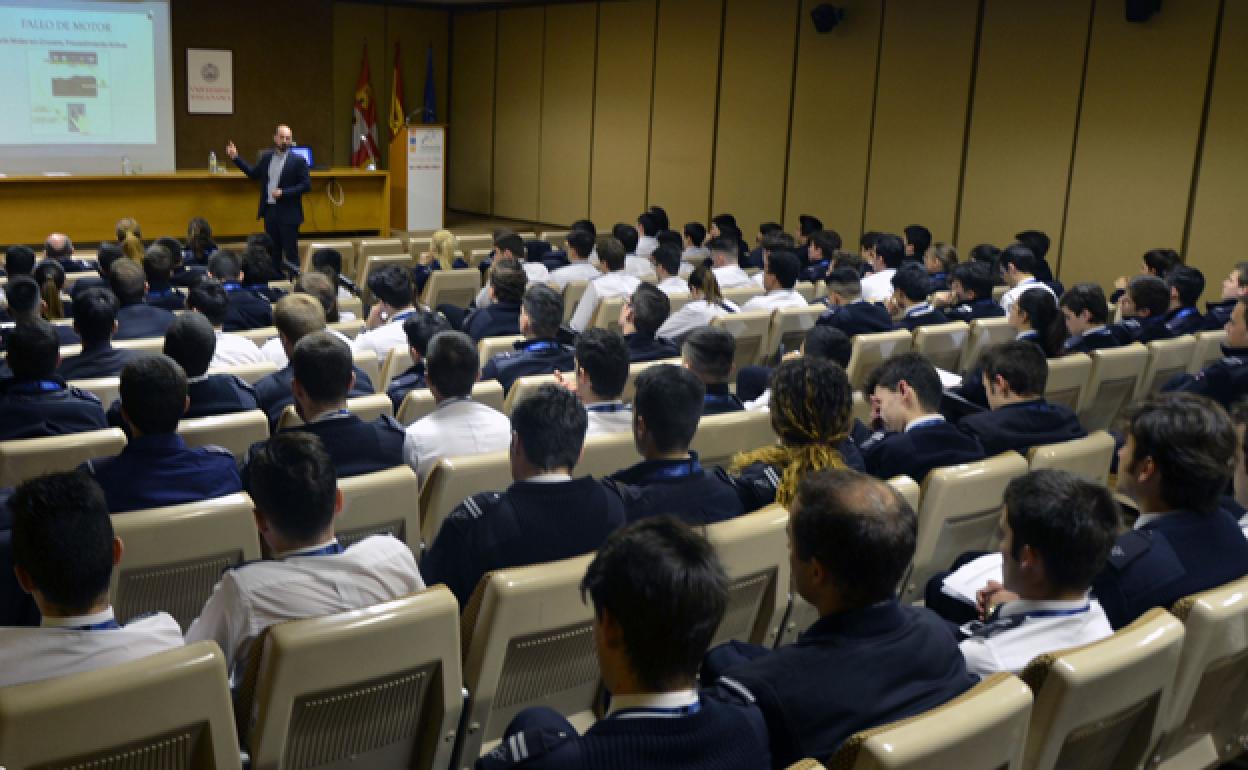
232;150;311;224
957;399;1086;457
58;343;138;381
245;413;405;481
817;301;894;337
862;420;986;483
114;303;175;340
254;365;376;428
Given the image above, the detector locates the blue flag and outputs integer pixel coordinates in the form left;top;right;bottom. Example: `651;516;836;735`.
422;45;437;123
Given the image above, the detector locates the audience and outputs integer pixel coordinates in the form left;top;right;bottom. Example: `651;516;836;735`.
386;309;452;412
817;267;894;336
924;242;957;293
1010;287;1067;358
743;250;806;312
803;230;840;283
353;265;421;358
557;328;632;437
1013;229;1058;286
482;284;575;393
571;237;642;332
58;288;139;380
2;275;79;347
683;221;710;264
635;212;660;257
903;224;932;264
652;244;690;296
1162;296;1248;409
860;233;905;303
614;223;651;278
187;279;267;368
108;258;176;340
156;313;258;418
709;236;751;290
1162;265;1208;336
657;265;738;342
998;244;1056;317
740;324;851;408
141;243;186;311
891;263;948;330
463;258;526;341
1109;274;1174;344
1060;283;1119;353
549;229;601;289
208;250;273;331
683;327;742;415
939;262;1003;323
259;271;354;367
620;283;678;362
0;321;107;439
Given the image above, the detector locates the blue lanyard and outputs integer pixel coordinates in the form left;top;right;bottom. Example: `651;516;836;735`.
523;340;559;354
10;379;63;394
222;281;242;292
286;541;345;559
73;619;121;631
390;309;417;324
1017;603;1090;619
586;402;629;413
148;288;177;298
906;302;933;317
647;458;702;482
705;393;738;407
1169;307;1197;324
609;701;702;721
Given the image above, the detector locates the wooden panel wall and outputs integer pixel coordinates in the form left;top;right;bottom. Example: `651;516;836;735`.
538;3;598;225
447;11;497;213
492;7;546;221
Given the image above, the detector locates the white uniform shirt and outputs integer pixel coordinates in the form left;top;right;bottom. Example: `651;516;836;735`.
657;276;691;298
549;262;601;290
745;389;772;412
570;271;642;332
1001;278;1057;317
351;309;419;359
523;262;550;284
860;269;897;303
211;331;267;369
713;265;753;289
624;255;653;279
0;608;183;688
585;402;633;438
743;289;807;312
682;247;710;264
185;535;423;677
657;298;740;341
636;235;659;258
751;272;766;288
678;262;694;279
261;328;352;369
959;597;1113;678
402;397;512;483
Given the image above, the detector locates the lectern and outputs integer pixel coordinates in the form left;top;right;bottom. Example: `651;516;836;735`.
389;124;445;232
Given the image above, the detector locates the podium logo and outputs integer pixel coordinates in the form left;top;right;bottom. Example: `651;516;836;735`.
201;63;220;83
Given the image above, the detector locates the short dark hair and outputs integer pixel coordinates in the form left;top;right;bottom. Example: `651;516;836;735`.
1128;275;1171;317
799;215;824;237
12;471;114;613
208;249;242;281
759;222;784;238
247;432;337;542
1060;282;1109;325
188;279;230;326
576;329;629;400
969;243;1002;267
1014;230;1051;260
629;283;671;338
153;237;183;267
890;264;930;302
5;276;40;318
425;330;478;398
164;312;217;377
5;245;36;276
7;321;60;379
108;258;146;305
636;212;659;237
522;283;563;339
495;234;525;261
597;236;627;271
246;232;275;257
489;259;528;304
824;267;862;299
1166;264;1205;307
612;224;640;254
683;327;735;383
1142;248;1180;278
706;236;738;262
950;261;995;301
860;231;881;251
120;354;187;434
566;229;594;260
1005;470;1119;592
980;341;1048;397
865;352;942;412
1123;393;1236;513
142;244;174;285
511;384;587;471
311;248;343;277
570;219;597;239
904;225;932;256
871;233;904;269
809;230;842;258
633;364;704;453
766;250;801;289
72;288;120;344
712;213;738;232
652;244;682;277
792;470;916;608
648;205;669;233
403;309;452;357
241;244;276;283
367;265;414;309
581;517;727;690
292;331;353;403
657;230;682;251
683;222;707;248
999;244;1037;275
762;232;796;254
803;326;851;368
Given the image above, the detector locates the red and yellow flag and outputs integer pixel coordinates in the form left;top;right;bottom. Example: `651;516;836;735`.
389;42;407;140
351;45;380;168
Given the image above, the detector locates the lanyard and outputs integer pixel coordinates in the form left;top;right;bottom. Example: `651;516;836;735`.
609;701;702;721
586;402;629;413
705;393;738;407
222;281;242;292
646;458;702;482
523;340;559;354
10;379;63;394
906;302;933;317
390;309;417;324
73;619;121;631
147;288;177;298
285;541;345;559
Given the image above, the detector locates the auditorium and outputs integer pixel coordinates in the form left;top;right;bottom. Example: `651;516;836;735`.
1;0;1247;768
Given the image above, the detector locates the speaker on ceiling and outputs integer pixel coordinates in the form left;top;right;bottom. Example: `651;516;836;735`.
1125;0;1162;23
811;4;846;34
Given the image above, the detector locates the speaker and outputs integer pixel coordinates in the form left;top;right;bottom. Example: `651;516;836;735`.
811;3;846;33
1125;0;1161;22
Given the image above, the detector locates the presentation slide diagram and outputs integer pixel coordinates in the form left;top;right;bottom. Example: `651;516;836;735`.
29;47;113;137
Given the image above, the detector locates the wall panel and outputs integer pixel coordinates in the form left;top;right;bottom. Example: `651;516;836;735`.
448;11;498;213
387;7;451;133
1059;0;1220;290
538;4;598;225
331;4;385;169
863;0;979;240
492;7;545;220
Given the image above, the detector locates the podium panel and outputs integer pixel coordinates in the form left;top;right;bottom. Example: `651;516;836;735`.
391;124;445;233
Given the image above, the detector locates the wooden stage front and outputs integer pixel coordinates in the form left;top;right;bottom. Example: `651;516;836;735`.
0;168;389;246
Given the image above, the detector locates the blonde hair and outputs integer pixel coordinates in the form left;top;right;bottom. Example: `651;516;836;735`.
121;232;144;263
274;293;327;345
429;229;457;270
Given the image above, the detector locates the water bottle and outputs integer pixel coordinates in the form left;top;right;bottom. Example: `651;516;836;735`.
121;156;132;175
208;151;218;174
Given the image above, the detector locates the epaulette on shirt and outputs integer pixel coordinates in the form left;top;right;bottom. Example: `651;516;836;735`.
203;444;235;457
1106;529;1153;572
450;491;504;521
963;614;1026;640
67;386;102;404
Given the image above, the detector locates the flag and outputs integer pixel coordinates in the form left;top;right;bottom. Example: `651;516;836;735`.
351;45;380;168
421;44;437;123
389;42;407;140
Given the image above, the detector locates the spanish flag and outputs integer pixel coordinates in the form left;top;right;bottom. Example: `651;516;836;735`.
351;45;380;168
389;42;407;141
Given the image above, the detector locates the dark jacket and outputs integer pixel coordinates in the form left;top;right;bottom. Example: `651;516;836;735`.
144;285;187;312
607;454;746;525
624;333;679;363
896;305;949;331
0;376;107;440
107;374;258;428
1062;326;1121;355
1161;345;1248;409
1205;299;1235;331
81;434;242;513
1108;316;1173;345
254;366;376;428
1162;306;1206;337
114;303;176;340
386;362;427;413
817;301;894;337
275;413;406;479
221;282;274;332
957;399;1086;457
703;383;745;416
57;342;138;381
232;149;311;224
862;419;986;483
481;338;576;394
463;302;522;342
944;298;1004;324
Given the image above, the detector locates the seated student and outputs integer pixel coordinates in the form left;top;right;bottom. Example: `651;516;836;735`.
1013;229;1058;287
1162;296;1248;409
42;232;95;273
953;288;1068;412
939;261;1005;323
606;365;744;525
68;244;123;304
463;258;526;342
1060;282;1120;354
58;288;139;380
903;224;932;265
421;385;627;607
656;265;739;343
254;295;375;428
1207;261;1248;330
1;276;79;348
863;353;986;482
802;230;841;283
187;279;267;368
403;330;511;483
311;247;354;301
1161;264;1208;336
620;283;679;362
411;229;469;297
682;221;711;266
1111;247;1180;305
183;216;217;269
4;244;36;279
743;250;807;313
957;342;1085;456
749;232;797;289
158;313;258;418
240;244;287;303
353;265;422;358
998;243;1056;318
82;355;241;513
635;212;660;257
259;271;355;367
708;236;752;290
187;432;423;678
925;242;957;293
480;518;770;770
507;232;551;285
741;324;851;408
141;243;186;311
387;310;451;412
702;470;975;767
1109;275;1174;345
860;233;906;303
816;268;894;336
482;284;576;393
556;328;632;437
108;258;176;340
471;233;528;308
652;243;691;297
890;263;948;330
549;229;602;289
0;471;183;688
614;223;651;278
208;249;273;331
571;237;643;332
683;327;743;415
0;322;107;440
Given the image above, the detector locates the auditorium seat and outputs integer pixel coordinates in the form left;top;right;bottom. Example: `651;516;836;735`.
502;373;558;414
712;309;775;370
794;281;817;304
337;465;421;551
0;642;240;770
276;392;393;430
1020;608;1185;770
356;254;414;300
420;267;481;309
721;285;764;308
1076;345;1149;432
355;237;406;265
576;431;643;479
768;305;825;360
329;317;366;339
468;247;493;269
667;292;691;316
620;357;681;403
207;360;280;385
852;390;871;427
1043;353;1092;410
539;230;570;247
958;317;1015;372
408;237;433;260
234;325;278;347
67;376;120;409
0;427;127;488
266;279;293;294
846;329;913;390
590;295;626;333
887;474;921;511
1135;336;1197;400
59;336;164;359
827;672;1032;770
1027;431;1115;486
339;294;364;319
458;234;494;254
991;285;1009;303
396;381;506;426
239;587;462;770
302;240;356;277
912;321;970;373
419;450;512;546
1188;329;1227;374
784;762;827;770
478;334;524;369
689;409;777;470
109;493;260;629
559;280;591;324
178;409;269;461
353;348;382;388
900;451;1029;604
380;346;415;390
455;553;599;768
705;504;790;648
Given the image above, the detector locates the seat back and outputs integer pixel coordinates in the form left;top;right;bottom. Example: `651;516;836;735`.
577;431;642;479
0;642;240;770
68;376;120;408
794;281;817;303
354;349;382;389
620;357;681;403
337;465;422;550
1044;353;1091;410
478;334;524;369
769;305;825;359
712;309;775;369
1188;329;1228;373
356;254;414;300
380;346;415;389
902;451;1029;603
589;295;626;333
303;240;357;276
1027;431;1115;485
560;280;590;322
112;336;167;354
705;505;790;648
468;247;493;269
1136;336;1197;399
958;317;1015;372
847;330;914;390
852;390;871;425
502;373;558;413
457;553;598;767
912;322;970;373
690;409;777;470
1076;345;1149;432
109;493;261;630
1021;608;1185;770
276;392;394;430
721;285;764;308
178;409;269;461
421;268;481;309
208;360;280;384
887;474;921;511
0;427;127;488
329;318;366;339
356;237;407;263
248;588;462;770
397;381;506;426
419;450;513;546
538;230;570;247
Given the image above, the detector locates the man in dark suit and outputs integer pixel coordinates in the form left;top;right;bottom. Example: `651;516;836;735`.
226;125;311;270
816;268;894;337
108;259;175;340
891;264;949;331
58;288;138;380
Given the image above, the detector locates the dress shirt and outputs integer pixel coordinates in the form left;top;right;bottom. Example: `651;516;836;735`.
523;262;550;284
958;597;1112;678
260;328;350;369
585;401;633;437
712;265;752;289
624;256;654;279
860;269;897;303
657;276;691;297
570;271;643;332
657;299;739;341
402;396;512;482
743;289;807;312
636;235;659;258
211;330;267;368
549;261;602;289
1000;278;1056;317
266;150;288;203
352;309;419;359
606;689;698;718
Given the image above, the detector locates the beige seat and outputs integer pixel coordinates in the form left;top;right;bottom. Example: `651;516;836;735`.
1188;329;1228;373
0;427;127;488
1020;608;1186;770
712;309;775;369
112;336;167;354
958;317;1015;372
354;348;382;389
722;285;764;308
245;587;462;770
234;326;279;347
852;390;872;426
705;505;791;648
419;450;512;545
458;234;494;253
591;295;626;332
794;281;817;304
887;474;921;511
178;409;269;460
329;318;366;339
1076;344;1149;432
421;268;481;309
339;294;364;319
208;359;280;385
538;230;570;246
561;280;590;323
397;380;506;426
690;409;777;470
1135;336;1197;399
785;762;827;770
992;285;1009;303
337;465;422;550
380;346;415;389
577;430;642;479
1043;353;1091;410
668;292;692;315
303;239;357;276
901;451;1029;604
110;493;261;630
356;237;407;263
68;376;120;407
408;236;433;260
502;373;558;413
1027;431;1115;485
276;392;393;429
356;254;414;299
456;553;598;767
620;357;681;403
468;247;493;269
0;642;241;770
769;305;825;358
912;322;970;373
1151;575;1248;770
478;334;524;368
846;329;913;390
